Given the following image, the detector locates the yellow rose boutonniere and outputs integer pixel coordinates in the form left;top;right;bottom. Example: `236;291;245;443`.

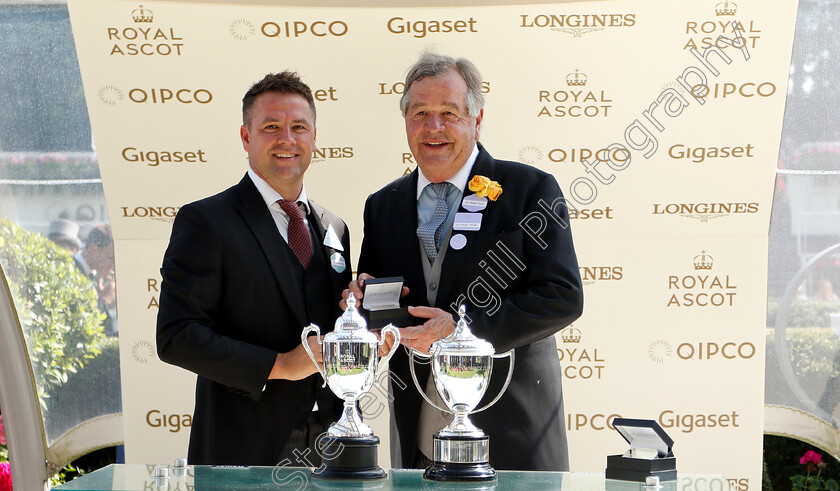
468;175;503;201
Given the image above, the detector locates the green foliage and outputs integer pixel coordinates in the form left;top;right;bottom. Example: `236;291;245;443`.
768;297;840;328
766;327;840;381
0;216;107;405
765;436;840;491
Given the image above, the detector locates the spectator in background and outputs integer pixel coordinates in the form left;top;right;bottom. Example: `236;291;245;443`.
47;218;82;255
74;223;117;335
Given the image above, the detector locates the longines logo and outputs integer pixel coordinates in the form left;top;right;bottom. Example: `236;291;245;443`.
579;266;623;285
97;86;213;105
667;143;755;164
311;146;354;163
121;206;180;223
557;325;605;380
386;16;478;38
107;5;185;56
122;147;207;166
667;251;737;307
652;201;759;222
131;339;156;364
538;70;613;118
378;81;491;96
230;18;349;40
520;13;636;37
683;1;761;50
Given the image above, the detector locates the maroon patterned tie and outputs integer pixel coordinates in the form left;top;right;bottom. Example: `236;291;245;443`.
277;200;313;269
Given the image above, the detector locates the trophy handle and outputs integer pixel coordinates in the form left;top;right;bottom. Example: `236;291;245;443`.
408;348;452;415
301;323;327;387
378;323;401;368
472;349;515;415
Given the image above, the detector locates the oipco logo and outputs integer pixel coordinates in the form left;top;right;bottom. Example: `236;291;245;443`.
648;338;756;363
97;85;214;106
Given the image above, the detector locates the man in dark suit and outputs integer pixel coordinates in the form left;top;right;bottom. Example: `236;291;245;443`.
157;71;351;465
349;52;583;471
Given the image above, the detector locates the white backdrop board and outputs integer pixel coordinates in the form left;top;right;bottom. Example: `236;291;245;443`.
68;1;797;487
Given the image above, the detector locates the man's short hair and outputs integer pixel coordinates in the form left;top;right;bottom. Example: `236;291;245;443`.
399;52;486;118
242;71;316;127
86;223;112;248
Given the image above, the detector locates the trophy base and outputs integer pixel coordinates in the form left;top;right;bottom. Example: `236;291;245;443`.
423;461;497;482
424;435;496;482
312;436;387;480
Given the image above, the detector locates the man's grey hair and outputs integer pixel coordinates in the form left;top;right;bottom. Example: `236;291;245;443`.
399;52;486;118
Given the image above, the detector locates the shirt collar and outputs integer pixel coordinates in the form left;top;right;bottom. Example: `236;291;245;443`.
248;169;310;215
416;144;479;200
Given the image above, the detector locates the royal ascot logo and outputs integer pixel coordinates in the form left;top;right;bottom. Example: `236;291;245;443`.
667;143;756;164
652;201;759;222
538;70;613;118
147;277;160;309
106;4;185;56
683;1;761;50
122;147;208;166
121;206;181;223
97;86;213;106
519;12;636;37
667;250;737;308
131;339;156;364
561;325;581;343
229;18;257;41
386;16;478;38
557;325;605;380
579;266;623;285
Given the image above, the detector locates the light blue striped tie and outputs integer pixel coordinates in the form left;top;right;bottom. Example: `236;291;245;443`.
417;182;452;265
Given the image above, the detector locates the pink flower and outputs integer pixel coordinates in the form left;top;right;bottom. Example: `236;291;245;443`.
800;450;825;472
0;461;11;491
0;415;5;446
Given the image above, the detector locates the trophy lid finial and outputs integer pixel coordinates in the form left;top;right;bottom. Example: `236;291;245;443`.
336;293;367;331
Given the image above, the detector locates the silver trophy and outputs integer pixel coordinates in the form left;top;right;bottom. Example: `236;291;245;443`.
302;294;400;479
409;305;514;482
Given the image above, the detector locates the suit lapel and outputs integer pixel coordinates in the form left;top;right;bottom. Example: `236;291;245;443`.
234;176;308;327
436;148;496;310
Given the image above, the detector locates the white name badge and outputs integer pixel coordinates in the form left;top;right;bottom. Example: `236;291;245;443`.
462;193;488;212
330;252;346;273
450;234;467;250
453;212;482;231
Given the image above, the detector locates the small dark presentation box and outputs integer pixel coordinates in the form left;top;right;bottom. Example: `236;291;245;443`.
361;277;422;330
605;418;677;484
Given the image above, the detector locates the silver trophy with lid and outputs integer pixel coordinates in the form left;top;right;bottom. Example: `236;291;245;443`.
409;305;514;482
302;294;400;479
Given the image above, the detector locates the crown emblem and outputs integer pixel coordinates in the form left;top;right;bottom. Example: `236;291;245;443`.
561;326;581;343
132;4;154;23
566;69;588;87
715;1;737;16
693;251;714;270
